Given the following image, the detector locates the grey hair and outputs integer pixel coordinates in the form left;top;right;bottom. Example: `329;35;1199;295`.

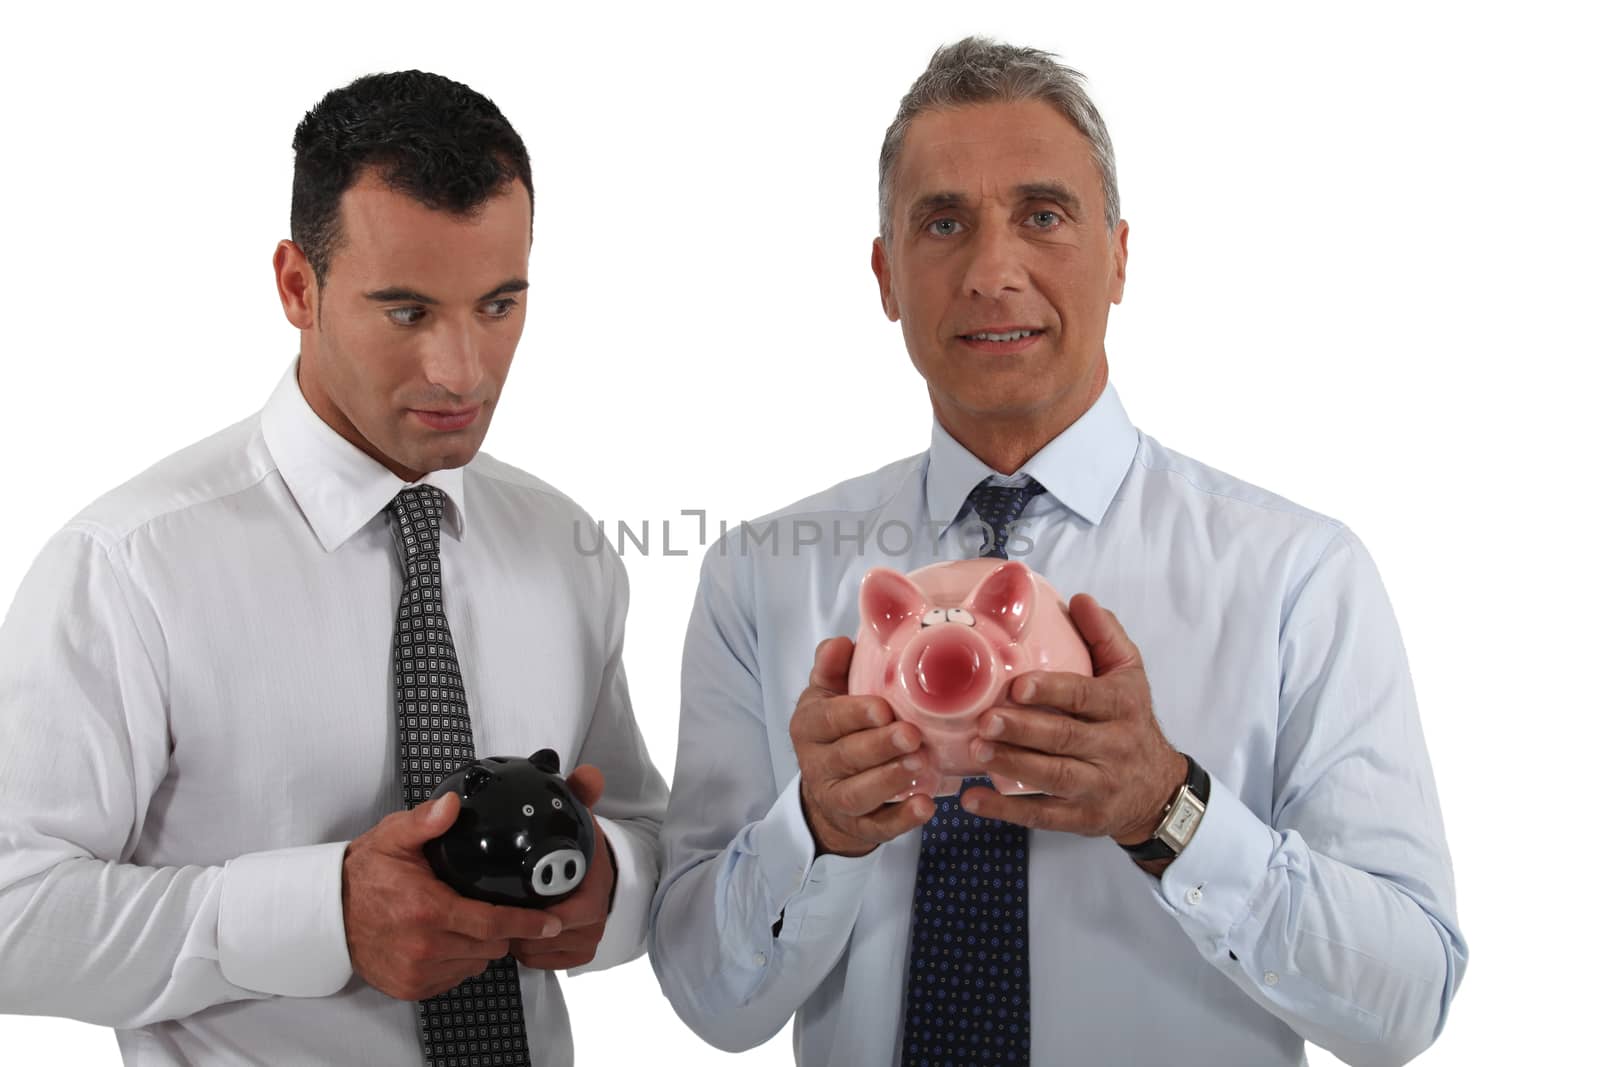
877;37;1120;241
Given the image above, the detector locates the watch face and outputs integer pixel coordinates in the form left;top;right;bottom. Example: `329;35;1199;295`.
1160;793;1204;849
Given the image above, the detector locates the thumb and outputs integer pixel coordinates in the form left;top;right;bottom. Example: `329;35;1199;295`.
808;635;855;694
565;764;606;810
386;790;461;851
1066;593;1143;675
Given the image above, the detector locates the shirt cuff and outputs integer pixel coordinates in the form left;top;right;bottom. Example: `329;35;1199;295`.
1152;775;1278;959
753;773;878;934
572;814;652;973
217;841;353;997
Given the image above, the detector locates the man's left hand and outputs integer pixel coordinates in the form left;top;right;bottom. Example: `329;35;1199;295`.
510;764;615;970
961;593;1187;846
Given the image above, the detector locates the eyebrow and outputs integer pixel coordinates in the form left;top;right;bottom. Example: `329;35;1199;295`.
908;192;968;221
1016;182;1083;217
363;278;530;305
907;183;1084;221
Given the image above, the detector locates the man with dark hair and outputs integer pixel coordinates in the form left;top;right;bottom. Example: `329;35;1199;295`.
650;38;1464;1066
0;71;666;1065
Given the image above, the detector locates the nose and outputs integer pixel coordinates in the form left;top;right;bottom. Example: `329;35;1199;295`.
901;625;1000;718
528;846;587;898
420;321;486;400
960;224;1028;300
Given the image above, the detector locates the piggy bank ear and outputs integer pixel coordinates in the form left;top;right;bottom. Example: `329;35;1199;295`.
859;568;926;644
968;561;1035;642
529;749;562;774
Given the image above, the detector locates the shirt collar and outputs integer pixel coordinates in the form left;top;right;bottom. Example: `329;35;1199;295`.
260;359;467;553
925;381;1139;529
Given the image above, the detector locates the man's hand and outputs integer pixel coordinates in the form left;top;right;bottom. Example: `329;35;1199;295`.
961;594;1188;846
509;764;615;971
342;792;564;1001
791;636;935;858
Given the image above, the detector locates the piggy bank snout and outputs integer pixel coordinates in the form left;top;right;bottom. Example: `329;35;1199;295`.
900;624;1000;718
528;844;587;898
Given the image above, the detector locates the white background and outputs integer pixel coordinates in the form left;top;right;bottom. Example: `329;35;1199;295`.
1;0;1594;1062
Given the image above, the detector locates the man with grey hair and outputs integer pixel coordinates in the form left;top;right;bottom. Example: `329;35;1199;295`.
650;35;1464;1067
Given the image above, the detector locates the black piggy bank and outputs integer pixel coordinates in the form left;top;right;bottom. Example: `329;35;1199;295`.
423;749;596;908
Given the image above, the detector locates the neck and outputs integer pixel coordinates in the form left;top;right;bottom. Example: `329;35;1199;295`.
934;363;1108;474
295;353;425;483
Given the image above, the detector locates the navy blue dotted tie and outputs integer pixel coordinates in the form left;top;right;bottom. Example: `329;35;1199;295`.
900;476;1046;1067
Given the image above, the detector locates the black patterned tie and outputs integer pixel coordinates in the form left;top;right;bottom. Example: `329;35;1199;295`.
900;476;1047;1067
387;486;533;1067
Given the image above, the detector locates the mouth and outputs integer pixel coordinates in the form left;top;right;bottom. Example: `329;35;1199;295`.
409;406;482;432
956;326;1045;354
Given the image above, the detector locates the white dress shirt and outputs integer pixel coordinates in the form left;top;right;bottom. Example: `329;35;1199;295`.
649;383;1466;1066
0;361;668;1065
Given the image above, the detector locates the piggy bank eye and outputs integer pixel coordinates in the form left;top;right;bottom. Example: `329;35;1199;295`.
920;609;947;627
947;608;976;627
522;803;536;817
551;797;564;811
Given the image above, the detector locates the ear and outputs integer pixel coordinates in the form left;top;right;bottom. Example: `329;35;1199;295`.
870;237;900;322
1109;219;1130;305
273;239;317;330
968;561;1035;642
529;748;562;774
859;568;925;644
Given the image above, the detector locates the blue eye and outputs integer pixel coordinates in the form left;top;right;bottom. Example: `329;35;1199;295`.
928;218;963;237
386;307;426;327
1027;211;1062;229
484;298;519;318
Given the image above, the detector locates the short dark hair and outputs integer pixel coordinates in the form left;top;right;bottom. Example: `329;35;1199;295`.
290;70;533;287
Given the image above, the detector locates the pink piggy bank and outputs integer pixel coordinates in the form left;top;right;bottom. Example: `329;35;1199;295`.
847;559;1092;797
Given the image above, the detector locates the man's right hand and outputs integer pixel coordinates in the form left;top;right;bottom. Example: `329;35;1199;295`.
341;792;564;1000
790;636;935;858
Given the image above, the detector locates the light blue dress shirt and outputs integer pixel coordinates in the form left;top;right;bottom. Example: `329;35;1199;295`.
649;383;1465;1066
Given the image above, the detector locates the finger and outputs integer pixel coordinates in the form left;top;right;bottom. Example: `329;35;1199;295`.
975;704;1109;756
382;792;461;852
808;635;856;694
827;753;926;816
444;896;563;942
511;946;601;972
544;881;608;931
511;927;601;958
958;787;1087;832
848;792;936;843
791;692;892;745
817;720;922;781
1008;671;1117;721
413;959;494;1000
565;764;606;810
972;739;1097;798
423;932;512;962
1067;593;1144;674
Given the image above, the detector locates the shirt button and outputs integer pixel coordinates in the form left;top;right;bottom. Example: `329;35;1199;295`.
1185;885;1204;906
1264;971;1279;986
754;952;768;967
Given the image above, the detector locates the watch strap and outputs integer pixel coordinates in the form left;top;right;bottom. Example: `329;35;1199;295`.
1119;754;1210;862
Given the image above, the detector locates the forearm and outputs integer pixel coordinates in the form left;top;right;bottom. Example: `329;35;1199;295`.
566;548;669;974
649;775;875;1052
0;529;353;1026
1153;781;1465;1066
0;843;351;1028
572;811;661;973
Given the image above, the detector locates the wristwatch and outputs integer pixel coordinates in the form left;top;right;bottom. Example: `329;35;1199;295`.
1119;754;1210;863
